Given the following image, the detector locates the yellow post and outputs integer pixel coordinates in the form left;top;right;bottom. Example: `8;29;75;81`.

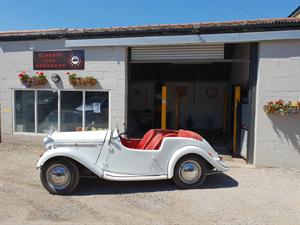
223;90;228;133
233;86;241;154
161;86;167;129
175;88;179;130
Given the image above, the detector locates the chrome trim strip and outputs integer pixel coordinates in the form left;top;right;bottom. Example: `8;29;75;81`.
103;171;168;181
55;142;103;148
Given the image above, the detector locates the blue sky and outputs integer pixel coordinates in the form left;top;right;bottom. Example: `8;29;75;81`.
0;0;299;31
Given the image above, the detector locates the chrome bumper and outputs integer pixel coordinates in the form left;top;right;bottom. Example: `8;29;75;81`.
212;157;230;172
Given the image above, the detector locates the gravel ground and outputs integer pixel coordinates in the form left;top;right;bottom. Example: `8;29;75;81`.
0;143;300;225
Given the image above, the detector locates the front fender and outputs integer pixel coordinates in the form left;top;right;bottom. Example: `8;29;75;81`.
37;147;102;177
167;146;229;179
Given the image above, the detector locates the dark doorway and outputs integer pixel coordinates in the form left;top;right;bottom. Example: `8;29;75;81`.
127;44;252;158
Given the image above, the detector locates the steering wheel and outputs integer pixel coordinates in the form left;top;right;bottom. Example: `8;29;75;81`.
118;132;127;139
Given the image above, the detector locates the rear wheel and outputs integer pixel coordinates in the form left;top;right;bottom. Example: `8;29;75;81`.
173;155;207;188
40;158;79;195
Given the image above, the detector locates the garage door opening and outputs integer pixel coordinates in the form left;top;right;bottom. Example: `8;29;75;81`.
127;43;252;157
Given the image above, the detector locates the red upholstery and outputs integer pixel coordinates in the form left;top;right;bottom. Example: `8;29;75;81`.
121;129;202;150
164;133;178;138
178;129;203;141
144;133;164;150
135;129;156;149
144;132;178;150
120;138;141;148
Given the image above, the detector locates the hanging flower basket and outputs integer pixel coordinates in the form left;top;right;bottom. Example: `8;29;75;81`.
263;100;300;116
66;72;97;86
19;71;47;87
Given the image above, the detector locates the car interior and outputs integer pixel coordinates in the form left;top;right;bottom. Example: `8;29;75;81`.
120;129;202;150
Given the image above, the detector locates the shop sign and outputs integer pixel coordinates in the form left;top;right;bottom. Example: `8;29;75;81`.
33;50;84;70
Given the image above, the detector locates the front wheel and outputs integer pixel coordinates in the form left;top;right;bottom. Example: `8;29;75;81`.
40;158;79;195
173;155;207;189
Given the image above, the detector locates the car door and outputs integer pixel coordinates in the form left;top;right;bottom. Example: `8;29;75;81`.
104;138;162;176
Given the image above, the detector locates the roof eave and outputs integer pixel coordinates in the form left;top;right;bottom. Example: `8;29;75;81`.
1;18;300;42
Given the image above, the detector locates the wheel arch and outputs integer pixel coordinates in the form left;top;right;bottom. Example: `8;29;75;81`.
40;156;96;177
37;150;101;177
167;146;217;179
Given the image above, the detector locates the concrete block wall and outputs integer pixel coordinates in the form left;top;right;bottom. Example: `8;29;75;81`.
0;39;127;144
255;40;300;169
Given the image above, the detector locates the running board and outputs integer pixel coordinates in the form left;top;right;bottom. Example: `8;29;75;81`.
103;171;168;181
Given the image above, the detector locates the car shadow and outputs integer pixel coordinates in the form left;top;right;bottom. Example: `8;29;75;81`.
71;173;238;196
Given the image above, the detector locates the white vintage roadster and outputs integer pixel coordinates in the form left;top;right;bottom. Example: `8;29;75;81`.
37;127;229;194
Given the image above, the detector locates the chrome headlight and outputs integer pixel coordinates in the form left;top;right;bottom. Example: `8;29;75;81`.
43;136;54;151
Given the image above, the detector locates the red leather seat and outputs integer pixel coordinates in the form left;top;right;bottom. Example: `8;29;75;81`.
133;129;182;150
144;133;164;150
135;129;156;149
178;129;203;141
144;132;178;150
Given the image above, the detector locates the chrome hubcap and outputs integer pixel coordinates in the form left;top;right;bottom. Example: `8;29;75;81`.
179;160;201;184
46;164;71;190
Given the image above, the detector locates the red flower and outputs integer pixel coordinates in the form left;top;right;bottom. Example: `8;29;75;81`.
278;100;284;105
39;71;44;76
65;72;70;75
18;73;23;78
275;100;284;105
36;72;39;75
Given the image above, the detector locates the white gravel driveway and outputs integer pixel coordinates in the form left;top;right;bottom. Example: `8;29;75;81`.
0;143;299;225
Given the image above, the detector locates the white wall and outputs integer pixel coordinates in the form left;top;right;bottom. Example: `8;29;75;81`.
255;40;300;169
0;39;126;143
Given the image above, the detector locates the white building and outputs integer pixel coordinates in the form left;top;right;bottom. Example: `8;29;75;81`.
0;18;299;169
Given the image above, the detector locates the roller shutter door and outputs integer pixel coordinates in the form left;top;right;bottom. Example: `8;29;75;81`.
131;44;224;63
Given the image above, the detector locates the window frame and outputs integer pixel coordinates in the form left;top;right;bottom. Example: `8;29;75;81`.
13;89;110;134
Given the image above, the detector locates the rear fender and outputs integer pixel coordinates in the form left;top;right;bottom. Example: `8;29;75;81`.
37;147;102;177
167;146;226;179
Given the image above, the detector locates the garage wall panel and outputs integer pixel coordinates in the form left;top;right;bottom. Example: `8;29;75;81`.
255;40;300;169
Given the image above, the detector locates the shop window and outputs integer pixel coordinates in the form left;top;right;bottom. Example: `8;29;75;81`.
85;92;109;130
61;91;83;132
14;90;35;132
14;90;109;133
37;91;58;133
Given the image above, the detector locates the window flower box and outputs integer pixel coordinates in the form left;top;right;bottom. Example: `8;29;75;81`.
263;100;300;116
69;77;82;86
66;72;97;86
19;71;47;87
83;76;97;86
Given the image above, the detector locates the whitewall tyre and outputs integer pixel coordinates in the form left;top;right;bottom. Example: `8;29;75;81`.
173;155;207;189
40;158;79;195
